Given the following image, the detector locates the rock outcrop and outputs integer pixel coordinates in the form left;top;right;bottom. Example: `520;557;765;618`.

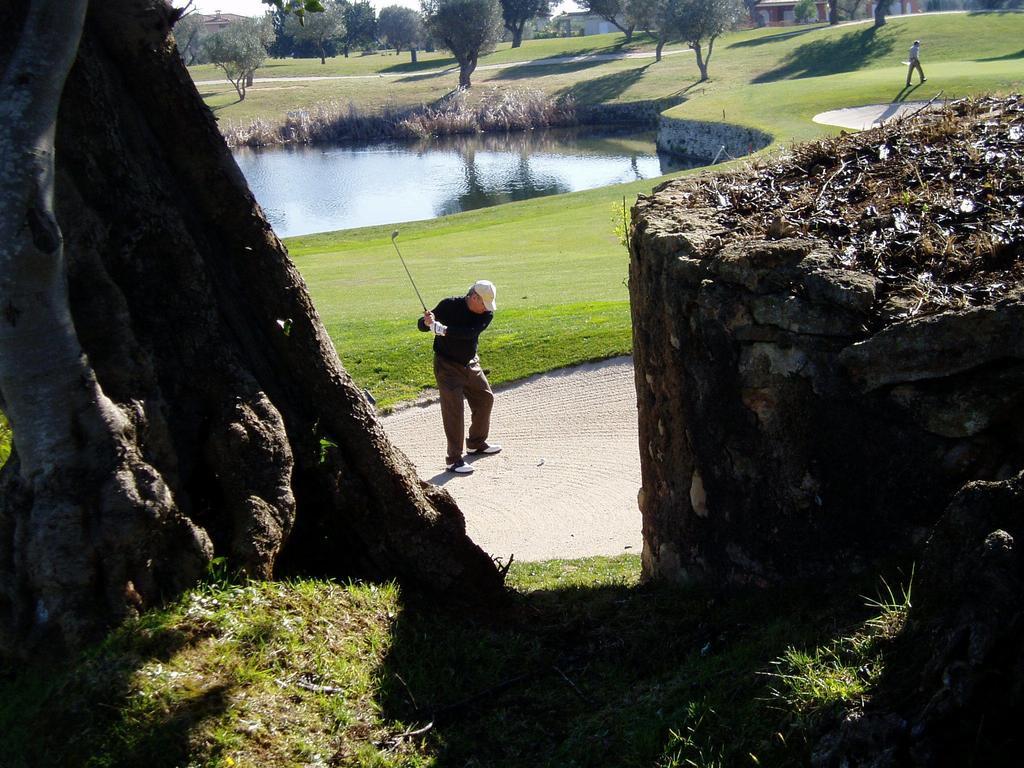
628;97;1024;586
812;471;1024;766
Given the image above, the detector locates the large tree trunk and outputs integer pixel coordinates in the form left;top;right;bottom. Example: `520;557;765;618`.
0;0;502;661
874;1;887;27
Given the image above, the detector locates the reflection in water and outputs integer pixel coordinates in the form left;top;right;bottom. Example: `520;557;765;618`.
233;126;707;238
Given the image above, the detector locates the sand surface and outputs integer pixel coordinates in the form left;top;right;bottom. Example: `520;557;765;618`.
813;100;937;130
381;357;643;562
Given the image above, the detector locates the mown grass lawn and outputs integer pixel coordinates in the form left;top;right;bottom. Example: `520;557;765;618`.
288;179;647;407
194;13;1024;140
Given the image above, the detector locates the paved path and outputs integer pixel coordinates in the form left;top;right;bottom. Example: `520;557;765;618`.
381;357;643;563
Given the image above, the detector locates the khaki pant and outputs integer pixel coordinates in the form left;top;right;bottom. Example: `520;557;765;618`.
434;355;493;464
906;59;925;85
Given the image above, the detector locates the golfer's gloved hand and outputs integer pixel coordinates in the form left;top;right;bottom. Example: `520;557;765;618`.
430;321;447;336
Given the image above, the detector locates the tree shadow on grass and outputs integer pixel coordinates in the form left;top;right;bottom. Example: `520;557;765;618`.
376;570;880;766
752;26;895;84
382;55;458;75
975;48;1024;62
397;68;456;84
557;64;652;104
727;24;828;49
493;57;612;81
0;621;232;768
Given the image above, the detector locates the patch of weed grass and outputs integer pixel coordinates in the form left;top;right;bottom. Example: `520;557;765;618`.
1;558;914;768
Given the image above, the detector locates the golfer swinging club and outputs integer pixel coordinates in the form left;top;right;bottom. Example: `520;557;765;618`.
418;280;501;474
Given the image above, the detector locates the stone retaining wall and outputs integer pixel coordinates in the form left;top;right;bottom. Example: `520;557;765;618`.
656;115;772;162
576;101;662;126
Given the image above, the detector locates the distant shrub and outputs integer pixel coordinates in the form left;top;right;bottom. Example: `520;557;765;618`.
221;88;576;147
399;87;575;138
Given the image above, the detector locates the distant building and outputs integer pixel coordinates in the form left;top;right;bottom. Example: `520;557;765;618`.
868;0;922;16
549;11;624;36
754;0;921;25
198;11;248;34
753;0;829;25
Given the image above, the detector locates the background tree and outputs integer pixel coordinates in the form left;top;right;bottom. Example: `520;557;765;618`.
794;0;816;21
172;10;205;65
285;0;346;63
341;0;378;56
625;0;660;33
204;16;274;99
647;0;680;61
829;0;839;22
378;5;424;60
577;0;635;41
499;0;550;48
874;0;887;26
675;0;742;81
0;0;501;661
422;0;504;88
837;0;866;20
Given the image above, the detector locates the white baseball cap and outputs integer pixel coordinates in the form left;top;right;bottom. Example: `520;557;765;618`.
471;280;497;311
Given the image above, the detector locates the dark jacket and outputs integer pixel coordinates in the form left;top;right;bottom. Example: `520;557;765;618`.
418;296;493;365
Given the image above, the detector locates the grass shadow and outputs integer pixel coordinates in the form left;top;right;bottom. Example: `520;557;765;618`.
975;48;1024;62
557;64;651;104
397;68;456;84
376;564;881;766
493;57;612;81
0;618;231;767
728;24;828;49
382;55;458;75
752;26;895;83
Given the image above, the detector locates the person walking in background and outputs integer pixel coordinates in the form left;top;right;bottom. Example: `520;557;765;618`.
906;40;926;87
419;280;502;474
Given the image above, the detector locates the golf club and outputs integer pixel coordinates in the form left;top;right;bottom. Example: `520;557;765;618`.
390;230;427;312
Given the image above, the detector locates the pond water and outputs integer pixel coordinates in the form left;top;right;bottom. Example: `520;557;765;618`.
233;126;708;238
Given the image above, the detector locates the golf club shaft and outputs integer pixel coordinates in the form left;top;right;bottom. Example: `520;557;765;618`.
392;239;427;312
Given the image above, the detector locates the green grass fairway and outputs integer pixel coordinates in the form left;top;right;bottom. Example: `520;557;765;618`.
266;13;1024;406
666;13;1024;143
288;181;649;407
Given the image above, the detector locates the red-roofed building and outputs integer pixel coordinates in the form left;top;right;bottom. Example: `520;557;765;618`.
753;0;828;26
199;11;248;34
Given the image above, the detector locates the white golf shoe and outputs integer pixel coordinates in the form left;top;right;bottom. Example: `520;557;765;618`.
466;442;502;455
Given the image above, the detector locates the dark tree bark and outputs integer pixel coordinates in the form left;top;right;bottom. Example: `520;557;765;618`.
509;20;525;47
457;52;478;88
691;40;711;82
0;0;503;661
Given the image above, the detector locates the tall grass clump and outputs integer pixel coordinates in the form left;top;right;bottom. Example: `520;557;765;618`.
222;88;576;147
0;411;10;467
223;100;413;147
767;574;913;729
399;87;576;138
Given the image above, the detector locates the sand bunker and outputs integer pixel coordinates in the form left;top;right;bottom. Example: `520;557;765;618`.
381;357;643;562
